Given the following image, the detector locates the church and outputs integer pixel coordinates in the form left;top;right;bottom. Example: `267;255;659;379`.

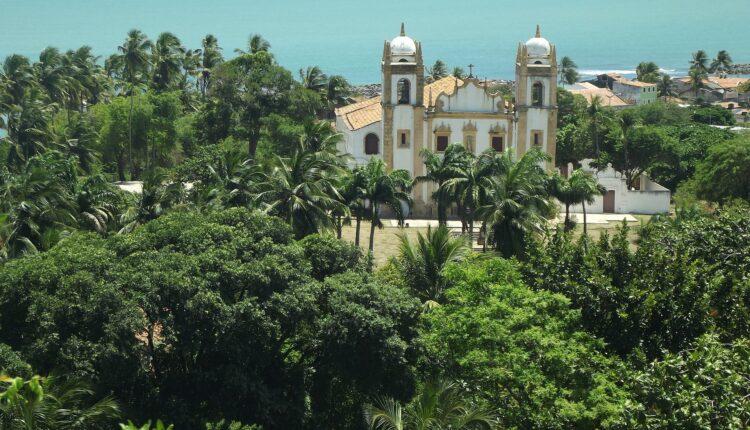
335;24;559;217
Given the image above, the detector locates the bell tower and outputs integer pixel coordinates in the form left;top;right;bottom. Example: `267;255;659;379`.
381;23;425;178
515;25;557;168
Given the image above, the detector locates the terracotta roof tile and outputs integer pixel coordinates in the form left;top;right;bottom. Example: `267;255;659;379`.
569;87;630;107
334;76;465;131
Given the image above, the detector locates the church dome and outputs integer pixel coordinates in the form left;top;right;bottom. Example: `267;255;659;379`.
525;25;550;57
390;23;416;55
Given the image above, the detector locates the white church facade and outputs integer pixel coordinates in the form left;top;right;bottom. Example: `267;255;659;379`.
334;25;669;217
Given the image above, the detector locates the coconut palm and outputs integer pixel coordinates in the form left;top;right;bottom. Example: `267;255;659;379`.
343;165;368;246
112;29;152;179
0;152;77;260
710;50;732;74
548;173;578;230
235;34;271;55
0;375;120;430
325;75;353;116
397;225;469;304
568;168;605;236
475;149;552;259
558;56;579;85
151;32;183;91
119;168;186;234
198;34;223;97
586;95;606;156
656;74;675;100
635;61;659;83
299;65;328;93
442;150;499;240
361;158;412;253
34;47;68;109
452;67;465;79
688;66;707;100
690;50;709;74
363;379;496;430
427;60;448;83
73;174;121;234
195;149;261;210
416;143;469;226
120;420;174;430
255;122;346;238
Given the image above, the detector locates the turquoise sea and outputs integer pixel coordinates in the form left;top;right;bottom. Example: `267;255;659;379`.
1;0;750;84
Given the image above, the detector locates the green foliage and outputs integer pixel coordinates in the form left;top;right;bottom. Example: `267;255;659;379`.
120;420;174;430
0;208;419;428
299;233;363;280
691;105;735;126
205;420;261;430
0;375;121;429
624;334;750;429
396;225;469;304
692;136;750;202
0;345;31;379
420;258;630;429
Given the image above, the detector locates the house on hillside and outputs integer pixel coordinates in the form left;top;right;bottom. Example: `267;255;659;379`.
612;79;658;105
565;160;671;215
567;82;630;109
675;76;750;103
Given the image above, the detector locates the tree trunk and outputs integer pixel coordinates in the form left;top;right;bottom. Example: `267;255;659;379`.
564;203;571;230
481;221;487;252
128;91;134;180
355;214;361;247
468;212;474;247
368;208;377;253
582;200;588;236
437;198;446;227
335;216;342;239
117;153;127;182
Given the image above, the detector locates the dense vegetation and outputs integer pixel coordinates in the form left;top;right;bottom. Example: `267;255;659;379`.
2;32;749;429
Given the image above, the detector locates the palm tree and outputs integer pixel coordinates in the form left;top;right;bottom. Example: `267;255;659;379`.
688;66;707;100
120;421;174;430
363;378;496;430
416;143;469;226
73;174;121;234
151;32;183;91
452;67;466;79
299;65;327;93
119;169;186;234
548;173;577;230
198;34;223;97
690;50;709;74
397;225;469;304
427;60;448;82
0;375;120;429
235;34;271;55
568;168;605;236
344;165;368;246
325;75;353;116
361;158;412;253
586;95;605;156
635;61;659;83
558;56;579;85
34;47;68;110
113;30;152;179
255;121;346;238
710;50;732;74
656;74;675;100
475;150;552;259
442;150;499;241
0;153;77;260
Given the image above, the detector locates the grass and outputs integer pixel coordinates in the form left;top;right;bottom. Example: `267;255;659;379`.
340;214;654;266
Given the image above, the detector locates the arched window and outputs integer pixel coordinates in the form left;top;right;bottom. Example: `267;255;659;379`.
532;81;544;107
397;78;411;105
364;133;379;155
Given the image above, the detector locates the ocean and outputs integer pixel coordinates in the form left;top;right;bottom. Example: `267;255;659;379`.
1;0;749;84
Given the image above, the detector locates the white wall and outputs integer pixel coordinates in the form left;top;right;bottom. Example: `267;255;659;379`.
336;117;383;166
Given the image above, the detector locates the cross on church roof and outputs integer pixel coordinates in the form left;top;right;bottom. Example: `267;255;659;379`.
468;64;475;78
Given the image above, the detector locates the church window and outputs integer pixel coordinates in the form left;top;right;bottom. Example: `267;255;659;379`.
398;129;410;147
491;135;504;152
364;133;379;155
532;130;544;148
532;81;544;107
397;78;411;104
436;135;449;152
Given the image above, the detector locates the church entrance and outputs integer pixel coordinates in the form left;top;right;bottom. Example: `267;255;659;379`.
603;190;615;213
